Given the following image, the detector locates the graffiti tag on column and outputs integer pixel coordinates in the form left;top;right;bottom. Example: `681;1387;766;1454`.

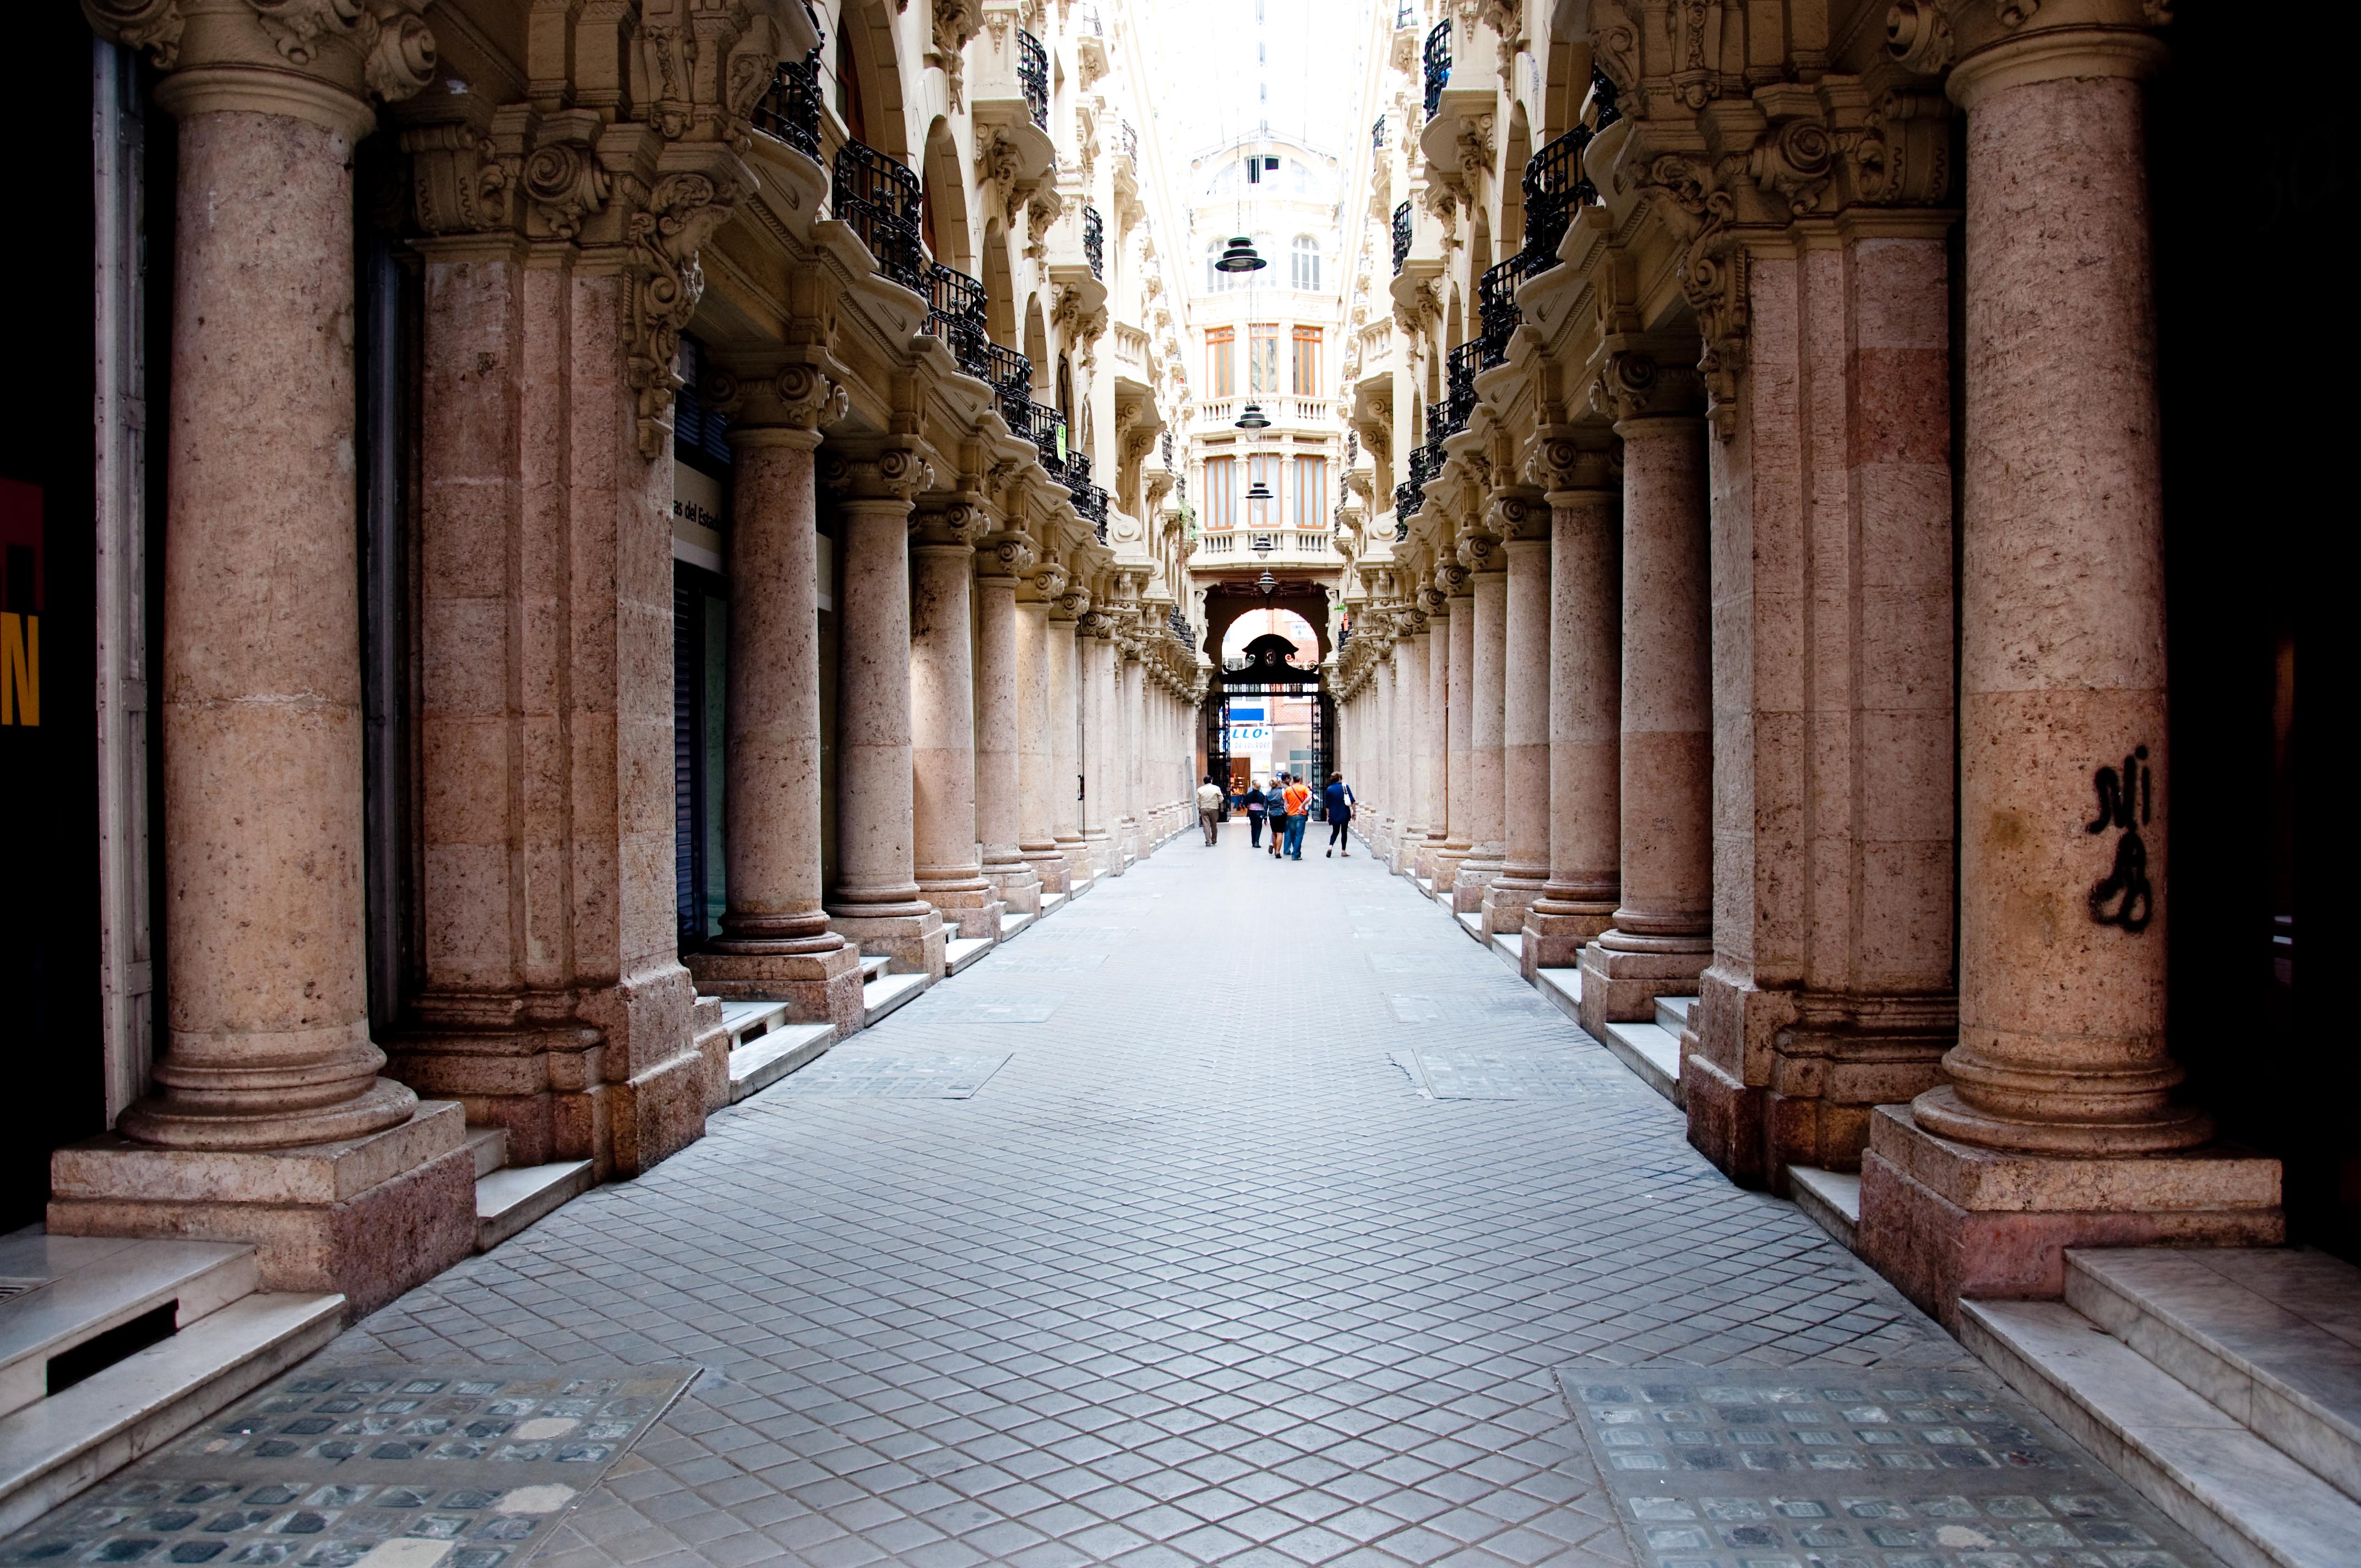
2086;745;2154;933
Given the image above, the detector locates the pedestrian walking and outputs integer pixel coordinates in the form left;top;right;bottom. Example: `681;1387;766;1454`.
1243;780;1269;848
1323;772;1355;857
1282;775;1313;859
1195;775;1225;846
1269;773;1288;859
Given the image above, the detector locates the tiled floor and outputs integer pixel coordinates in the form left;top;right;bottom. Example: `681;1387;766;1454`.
316;830;1962;1567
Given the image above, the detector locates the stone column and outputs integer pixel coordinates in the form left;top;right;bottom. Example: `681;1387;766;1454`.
909;492;1004;941
1859;8;2278;1326
1521;427;1621;982
1452;527;1508;914
686;371;864;1034
49;14;473;1311
1016;564;1070;892
1415;586;1452;886
1391;615;1428;874
1118;640;1145;864
1431;564;1476;893
823;448;946;978
1049;585;1091;884
1580;355;1713;1033
1373;647;1396;853
1078;614;1118;874
975;530;1043;915
1485;488;1552;938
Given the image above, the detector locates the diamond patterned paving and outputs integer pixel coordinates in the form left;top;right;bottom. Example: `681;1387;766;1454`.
243;834;1961;1566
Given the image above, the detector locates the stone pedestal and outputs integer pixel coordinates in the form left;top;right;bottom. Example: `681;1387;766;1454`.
909;494;1003;940
49;51;473;1313
1858;17;2276;1324
975;538;1042;915
1522;443;1620;982
686;409;864;1036
1484;493;1551;937
1580;385;1713;1033
823;450;945;978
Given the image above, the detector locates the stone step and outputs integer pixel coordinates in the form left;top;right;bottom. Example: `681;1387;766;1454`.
1454;911;1484;941
862;971;930;1028
1591;1019;1684;1108
0;1288;344;1536
1038;891;1067;917
0;1234;260;1424
2065;1248;2361;1506
1786;1165;1862;1252
1654;994;1697;1034
1962;1295;2361;1568
475;1160;596;1253
726;1023;837;1103
463;1125;509;1180
998;910;1035;940
1534;967;1581;1028
1488;931;1523;970
856;954;891;983
715;998;796;1050
945;936;994;976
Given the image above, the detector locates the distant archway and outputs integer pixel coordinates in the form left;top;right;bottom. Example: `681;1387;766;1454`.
1222;608;1319;670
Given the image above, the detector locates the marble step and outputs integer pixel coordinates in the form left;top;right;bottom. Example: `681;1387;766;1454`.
998;910;1035;940
945;936;994;976
1591;1017;1684;1108
862;971;930;1028
856;954;892;983
0;1288;344;1536
727;1023;837;1103
1655;994;1696;1035
1963;1295;2361;1568
1038;891;1067;917
1488;930;1523;970
2066;1248;2361;1505
475;1160;596;1253
0;1235;260;1424
1534;967;1582;1028
1786;1165;1862;1252
1454;911;1484;941
715;998;797;1051
462;1125;508;1180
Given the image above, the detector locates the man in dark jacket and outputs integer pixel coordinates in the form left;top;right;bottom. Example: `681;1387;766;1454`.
1323;774;1355;857
1243;781;1269;848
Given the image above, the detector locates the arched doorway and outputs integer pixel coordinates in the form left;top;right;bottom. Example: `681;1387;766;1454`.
1200;608;1334;818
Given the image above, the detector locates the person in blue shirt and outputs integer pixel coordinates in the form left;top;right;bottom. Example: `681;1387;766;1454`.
1323;773;1355;857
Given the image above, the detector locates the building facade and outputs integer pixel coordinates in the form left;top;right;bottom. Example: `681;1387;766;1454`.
1328;0;2335;1325
34;0;1213;1316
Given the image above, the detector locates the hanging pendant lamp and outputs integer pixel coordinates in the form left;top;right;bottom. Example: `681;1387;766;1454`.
1215;234;1267;272
1245;480;1274;501
1235;403;1271;429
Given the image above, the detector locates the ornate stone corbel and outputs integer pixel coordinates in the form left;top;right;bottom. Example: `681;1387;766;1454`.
627;171;740;460
84;0;183;67
402;123;513;236
775;362;848;432
1622;153;1748;438
521;132;612;240
912;491;991;547
1485;485;1549;543
932;0;982;110
87;0;437;104
1591;349;1704;425
823;445;936;502
1522;423;1621;496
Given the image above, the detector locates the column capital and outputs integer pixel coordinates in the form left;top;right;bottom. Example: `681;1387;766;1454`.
1050;584;1092;623
88;0;435;136
1892;1;2170;110
1486;484;1551;545
1023;557;1071;604
912;491;991;549
1592;346;1705;428
823;444;935;503
1524;423;1622;499
1434;558;1473;600
975;528;1038;581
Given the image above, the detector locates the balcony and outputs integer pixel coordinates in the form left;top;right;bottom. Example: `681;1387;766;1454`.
1476;249;1548;369
1422;20;1450;116
1018;30;1048;131
1067;452;1109;542
986;341;1034;431
750;51;822;161
1189;527;1337;569
834;140;925;296
1391;200;1412;276
1371;115;1386;151
1046;199;1108;316
971;9;1057;188
924;262;991;381
1083;206;1103;279
1446;341;1479;434
1010;397;1068;478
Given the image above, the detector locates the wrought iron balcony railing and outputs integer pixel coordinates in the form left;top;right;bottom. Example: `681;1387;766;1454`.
1521;126;1592;266
834;140;926;295
1423;20;1451;115
1018;29;1049;132
984;341;1033;430
1426;399;1450;446
1014;398;1067;476
1391;200;1412;275
1476;248;1550;369
750;50;823;160
1121;120;1139;168
1082;206;1103;279
1161;428;1175;473
1371;115;1386;150
1591;65;1623;135
1067;452;1108;541
1446;340;1480;431
925;262;991;380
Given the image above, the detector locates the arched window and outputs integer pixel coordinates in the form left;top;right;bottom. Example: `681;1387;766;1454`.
1291;235;1320;291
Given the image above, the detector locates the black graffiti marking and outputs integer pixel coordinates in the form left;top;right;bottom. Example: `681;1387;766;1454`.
2086;745;2154;933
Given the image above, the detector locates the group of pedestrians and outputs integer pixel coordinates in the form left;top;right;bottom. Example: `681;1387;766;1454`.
1195;771;1356;860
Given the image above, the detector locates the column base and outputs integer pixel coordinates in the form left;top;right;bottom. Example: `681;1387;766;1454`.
984;860;1042;915
47;1101;477;1319
1576;939;1709;1035
1517;905;1612;982
1056;835;1094;886
1412;837;1445;884
686;940;867;1036
1451;851;1504;914
1479;873;1546;939
1084;828;1121;876
1021;847;1071;896
385;1007;602;1171
830;908;948;980
1857;1102;2283;1331
915;881;1007;941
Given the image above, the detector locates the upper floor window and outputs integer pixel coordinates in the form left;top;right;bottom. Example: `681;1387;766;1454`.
1293;456;1327;531
1248;324;1279;395
1291;236;1320;291
1292;326;1323;395
1203;455;1237;530
1205;327;1234;396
